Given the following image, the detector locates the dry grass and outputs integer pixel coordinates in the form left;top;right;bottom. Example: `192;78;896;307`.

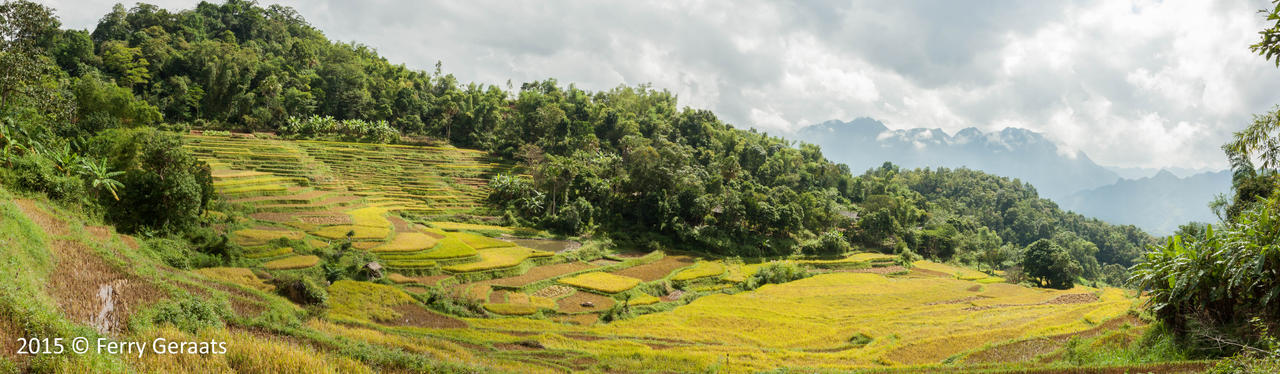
558;272;642;293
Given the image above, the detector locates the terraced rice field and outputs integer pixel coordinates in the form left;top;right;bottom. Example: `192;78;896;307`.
465;271;1141;370
180;134;1156;371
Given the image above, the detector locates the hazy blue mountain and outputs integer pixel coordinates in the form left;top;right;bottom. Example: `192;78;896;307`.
1060;170;1231;236
794;118;1121;201
1103;165;1224;179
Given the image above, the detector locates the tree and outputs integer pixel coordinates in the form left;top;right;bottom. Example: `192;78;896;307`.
91;128;212;234
1252;0;1280;66
1022;239;1081;289
0;0;61;113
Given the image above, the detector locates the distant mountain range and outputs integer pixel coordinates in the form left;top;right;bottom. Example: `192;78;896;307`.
1060;170;1231;235
794;118;1120;201
792;117;1228;235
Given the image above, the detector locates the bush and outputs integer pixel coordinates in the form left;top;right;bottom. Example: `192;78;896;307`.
272;274;328;305
742;262;810;290
802;230;850;256
136;296;228;334
7;152;85;204
141;237;220;269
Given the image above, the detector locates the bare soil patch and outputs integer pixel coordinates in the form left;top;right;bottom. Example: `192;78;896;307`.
590;258;620;266
964;293;1099;311
47;239;164;334
409;275;453;286
296;213;353;225
489;290;509;303
14;199;68;236
249;212;295;223
556;291;614;313
387;216;415;233
86;225;112;241
661;290;685;302
609;255;695;282
384;305;466;329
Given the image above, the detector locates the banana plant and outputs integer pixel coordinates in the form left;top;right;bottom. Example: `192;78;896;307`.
78;158;124;201
46;143;80;176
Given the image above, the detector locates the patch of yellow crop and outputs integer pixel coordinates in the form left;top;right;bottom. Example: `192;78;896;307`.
627;295;660;306
372;232;439;252
441;247;550;272
263;255;320;270
328;280;415;323
429;221;514;232
233;228;304;245
349;207;391;228
454;232;516;249
422;236;478;259
558;272;642;293
671;261;725;281
722;263;766;283
194;267;273;292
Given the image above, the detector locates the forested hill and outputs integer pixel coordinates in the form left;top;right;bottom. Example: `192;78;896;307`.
849;165;1152;284
12;0;1151;282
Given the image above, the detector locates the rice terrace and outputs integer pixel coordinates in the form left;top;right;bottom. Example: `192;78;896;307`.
3;0;1280;373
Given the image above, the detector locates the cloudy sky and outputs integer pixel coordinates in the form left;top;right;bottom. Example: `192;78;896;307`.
46;0;1280;170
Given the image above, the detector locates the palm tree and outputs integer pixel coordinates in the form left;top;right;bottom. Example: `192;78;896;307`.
78;158;124;201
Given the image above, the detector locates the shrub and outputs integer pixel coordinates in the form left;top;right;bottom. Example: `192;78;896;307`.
272;274;328;305
742;262;810;290
8;152;85;204
802;230;850;256
136;296;229;334
142;236;220;269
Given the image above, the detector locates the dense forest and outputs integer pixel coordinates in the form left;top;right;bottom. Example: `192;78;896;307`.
0;0;1158;288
